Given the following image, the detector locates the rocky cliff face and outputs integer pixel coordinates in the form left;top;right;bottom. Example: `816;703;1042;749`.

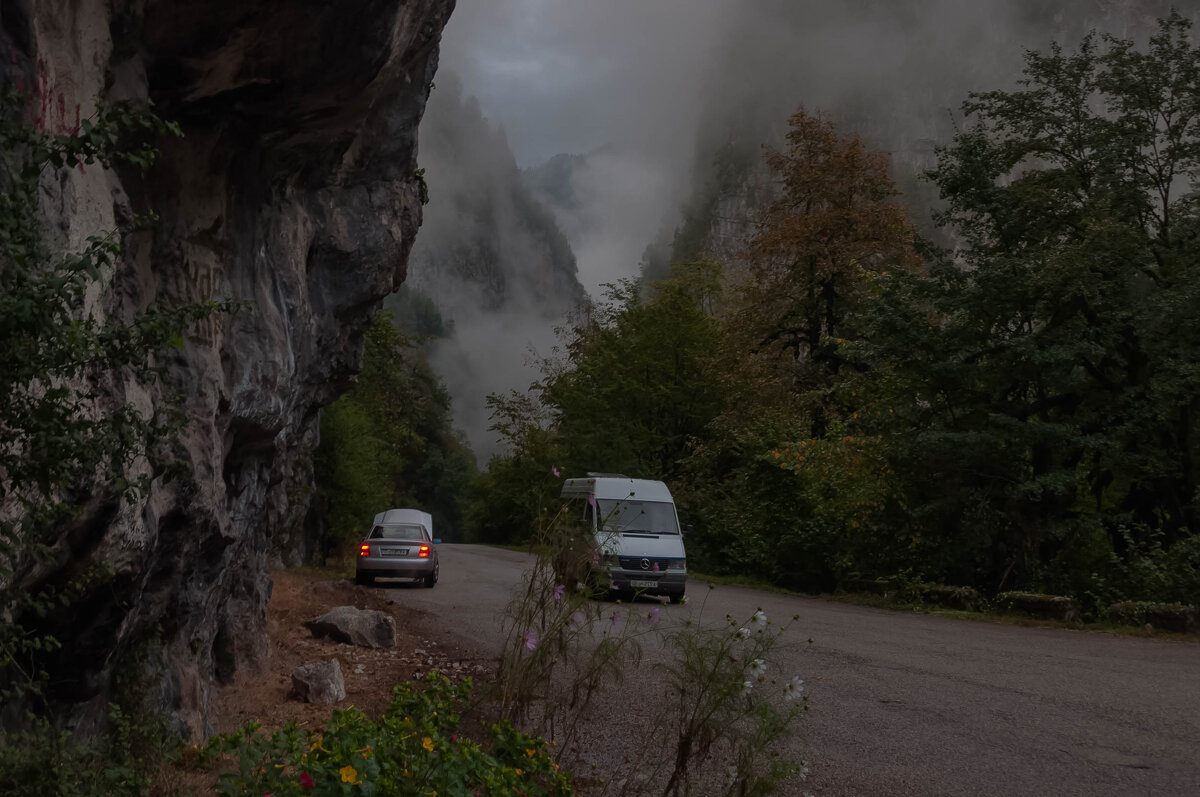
1;0;454;738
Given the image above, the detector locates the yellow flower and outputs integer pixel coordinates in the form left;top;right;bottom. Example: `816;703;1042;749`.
526;748;536;758
309;735;326;753
422;736;435;753
515;768;524;776
340;765;360;784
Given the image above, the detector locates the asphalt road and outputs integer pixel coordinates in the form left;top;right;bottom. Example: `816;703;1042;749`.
385;544;1200;796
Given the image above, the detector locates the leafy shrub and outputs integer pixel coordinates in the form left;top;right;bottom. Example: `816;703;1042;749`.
0;705;161;797
199;674;570;796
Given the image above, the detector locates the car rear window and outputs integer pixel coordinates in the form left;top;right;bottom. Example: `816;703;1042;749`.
370;524;427;540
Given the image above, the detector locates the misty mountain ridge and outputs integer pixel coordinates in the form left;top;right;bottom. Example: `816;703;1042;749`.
404;73;587;455
642;0;1197;280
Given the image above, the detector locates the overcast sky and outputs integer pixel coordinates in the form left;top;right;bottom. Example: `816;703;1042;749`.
438;0;730;168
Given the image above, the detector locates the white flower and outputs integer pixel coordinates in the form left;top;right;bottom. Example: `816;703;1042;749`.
741;679;753;695
736;626;751;639
724;765;738;786
783;676;805;701
752;609;767;628
749;658;766;679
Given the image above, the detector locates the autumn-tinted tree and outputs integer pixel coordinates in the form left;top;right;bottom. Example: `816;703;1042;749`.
738;108;921;436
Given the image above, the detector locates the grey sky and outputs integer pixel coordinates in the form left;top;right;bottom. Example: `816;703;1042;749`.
439;0;729;167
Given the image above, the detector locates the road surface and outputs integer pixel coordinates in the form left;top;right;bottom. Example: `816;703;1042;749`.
385;544;1200;796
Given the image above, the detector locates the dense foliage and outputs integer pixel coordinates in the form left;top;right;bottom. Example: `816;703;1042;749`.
469;15;1200;612
314;310;475;551
0;86;223;790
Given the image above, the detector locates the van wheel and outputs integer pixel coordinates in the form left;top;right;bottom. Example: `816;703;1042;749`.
355;572;374;587
668;592;684;605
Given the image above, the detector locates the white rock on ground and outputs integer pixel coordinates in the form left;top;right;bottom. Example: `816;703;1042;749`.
291;659;346;704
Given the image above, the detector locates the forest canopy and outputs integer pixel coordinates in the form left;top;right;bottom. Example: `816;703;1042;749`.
468;12;1200;613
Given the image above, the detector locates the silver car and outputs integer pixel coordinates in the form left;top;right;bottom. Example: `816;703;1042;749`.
354;508;439;587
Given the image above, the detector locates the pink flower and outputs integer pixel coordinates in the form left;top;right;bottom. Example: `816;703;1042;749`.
653;561;660;572
611;611;622;626
588;494;596;508
571;610;585;626
523;630;538;651
553;584;566;601
298;772;315;790
647;607;660;626
552;466;561;478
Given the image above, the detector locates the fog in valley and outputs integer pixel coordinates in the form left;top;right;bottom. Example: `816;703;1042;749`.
415;0;1190;456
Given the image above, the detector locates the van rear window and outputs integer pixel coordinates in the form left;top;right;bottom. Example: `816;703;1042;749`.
596;500;679;533
370;524;427;540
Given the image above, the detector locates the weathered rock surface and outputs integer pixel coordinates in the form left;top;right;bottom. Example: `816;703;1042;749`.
291;659;346;705
304;606;397;649
0;0;454;738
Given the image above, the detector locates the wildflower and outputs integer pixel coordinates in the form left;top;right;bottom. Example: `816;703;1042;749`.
571;610;585;626
552;465;561;477
741;679;752;695
588;494;596;509
611;611;622;627
737;627;751;639
752;609;767;628
422;736;435;752
647;606;660;626
680;595;688;605
298;772;315;790
652;561;660;572
339;766;360;785
553;584;566;601
526;748;537;758
523;630;538;651
783;676;805;701
749;658;767;679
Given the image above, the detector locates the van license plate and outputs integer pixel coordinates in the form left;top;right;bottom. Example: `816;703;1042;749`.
630;580;658;589
381;547;408;556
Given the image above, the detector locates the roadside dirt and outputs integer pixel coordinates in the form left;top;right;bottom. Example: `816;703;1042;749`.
209;569;497;734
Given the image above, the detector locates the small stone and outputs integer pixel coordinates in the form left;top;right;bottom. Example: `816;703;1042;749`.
291;659;346;704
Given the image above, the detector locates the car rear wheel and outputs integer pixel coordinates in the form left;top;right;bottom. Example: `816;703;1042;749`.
355;571;374;587
423;561;439;588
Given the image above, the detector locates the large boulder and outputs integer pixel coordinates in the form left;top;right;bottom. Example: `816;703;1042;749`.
291;659;346;704
304;606;397;649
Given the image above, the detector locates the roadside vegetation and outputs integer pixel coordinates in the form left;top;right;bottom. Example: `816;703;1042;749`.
0;88;222;793
467;14;1200;626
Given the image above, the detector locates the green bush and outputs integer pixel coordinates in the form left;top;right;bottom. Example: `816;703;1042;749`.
200;674;571;796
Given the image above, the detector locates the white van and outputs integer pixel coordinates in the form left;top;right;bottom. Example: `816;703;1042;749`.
560;475;686;604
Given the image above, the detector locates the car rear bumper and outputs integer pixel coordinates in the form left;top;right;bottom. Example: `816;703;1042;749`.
357;558;435;578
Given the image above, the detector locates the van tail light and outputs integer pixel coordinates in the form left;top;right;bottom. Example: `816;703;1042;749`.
418;545;430;558
359;544;370;557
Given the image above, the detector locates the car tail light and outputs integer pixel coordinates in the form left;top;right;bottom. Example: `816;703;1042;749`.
418;545;430;558
359;544;370;557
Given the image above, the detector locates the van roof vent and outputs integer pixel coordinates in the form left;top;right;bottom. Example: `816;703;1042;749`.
586;472;630;478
